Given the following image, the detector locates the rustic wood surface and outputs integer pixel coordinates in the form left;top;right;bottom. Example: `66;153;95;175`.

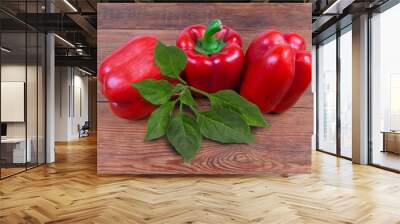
97;3;312;174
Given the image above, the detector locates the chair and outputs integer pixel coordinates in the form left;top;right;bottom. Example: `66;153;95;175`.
79;121;90;138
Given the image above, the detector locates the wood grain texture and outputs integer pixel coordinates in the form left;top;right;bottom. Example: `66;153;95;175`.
98;101;312;174
97;3;312;174
97;3;311;31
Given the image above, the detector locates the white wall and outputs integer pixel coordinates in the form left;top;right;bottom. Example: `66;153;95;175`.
1;65;38;138
54;67;89;141
1;64;26;128
72;73;89;138
1;65;26;139
55;66;69;141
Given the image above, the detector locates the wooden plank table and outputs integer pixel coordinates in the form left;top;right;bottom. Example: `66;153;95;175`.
97;3;312;175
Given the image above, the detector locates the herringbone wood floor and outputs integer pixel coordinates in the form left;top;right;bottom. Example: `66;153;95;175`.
1;135;400;224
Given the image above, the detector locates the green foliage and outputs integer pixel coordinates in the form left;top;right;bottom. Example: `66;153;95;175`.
198;108;254;144
132;41;270;161
210;90;268;127
154;42;187;78
179;89;196;107
132;79;175;105
167;112;202;161
145;101;176;141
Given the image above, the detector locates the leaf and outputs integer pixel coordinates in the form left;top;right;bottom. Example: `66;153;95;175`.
197;108;254;144
145;101;176;141
132;79;175;105
179;89;196;107
154;42;187;79
209;90;269;127
166;112;202;161
173;83;186;93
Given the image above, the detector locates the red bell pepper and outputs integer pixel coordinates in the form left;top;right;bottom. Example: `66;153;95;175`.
244;30;286;66
273;33;310;113
99;36;170;119
176;19;244;93
240;42;295;113
272;50;312;113
240;30;311;113
283;32;306;51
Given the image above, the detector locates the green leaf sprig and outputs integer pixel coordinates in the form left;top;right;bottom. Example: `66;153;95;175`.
132;41;269;162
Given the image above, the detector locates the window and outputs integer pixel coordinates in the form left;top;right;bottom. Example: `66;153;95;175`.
316;24;353;159
370;3;400;171
317;35;337;154
339;27;352;158
0;1;47;179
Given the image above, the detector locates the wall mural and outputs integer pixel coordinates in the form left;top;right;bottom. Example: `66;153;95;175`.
97;3;313;174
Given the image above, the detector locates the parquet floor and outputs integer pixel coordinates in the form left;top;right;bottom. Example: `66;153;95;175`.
1;135;400;224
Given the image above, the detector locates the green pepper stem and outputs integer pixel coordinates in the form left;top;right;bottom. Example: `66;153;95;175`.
203;20;222;45
189;86;210;98
195;19;225;55
177;76;187;85
179;101;183;112
189;105;199;117
176;74;209;97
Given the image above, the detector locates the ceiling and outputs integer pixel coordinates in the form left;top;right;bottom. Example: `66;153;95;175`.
0;0;391;73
